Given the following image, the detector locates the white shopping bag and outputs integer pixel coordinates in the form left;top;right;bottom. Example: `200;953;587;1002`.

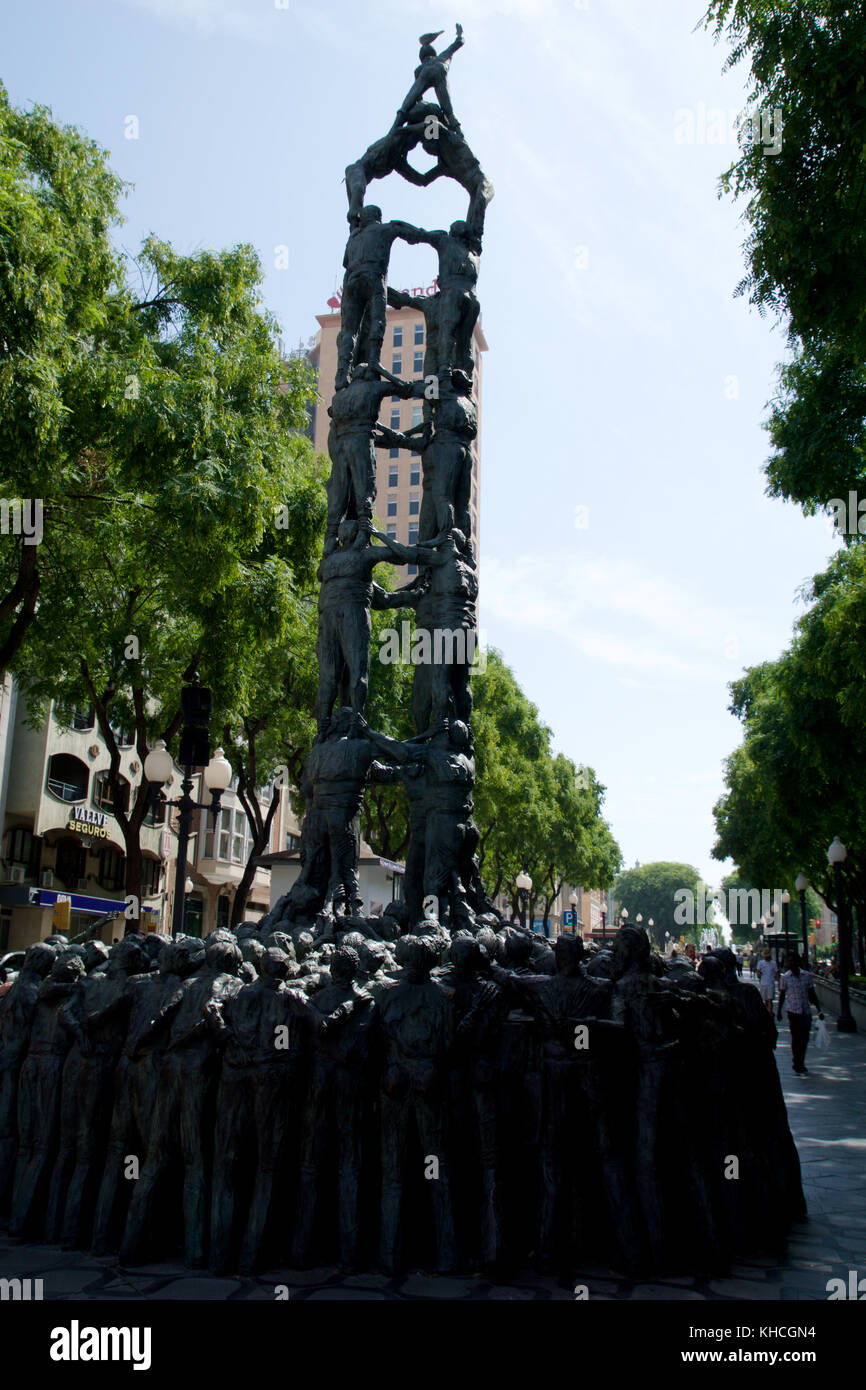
813;1015;830;1051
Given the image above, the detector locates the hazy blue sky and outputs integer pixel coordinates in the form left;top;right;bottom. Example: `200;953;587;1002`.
2;0;838;889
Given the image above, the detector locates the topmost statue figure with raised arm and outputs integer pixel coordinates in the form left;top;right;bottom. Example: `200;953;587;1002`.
390;25;465;136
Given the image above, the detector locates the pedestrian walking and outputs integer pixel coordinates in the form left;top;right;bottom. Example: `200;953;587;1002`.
777;951;822;1076
756;948;778;1014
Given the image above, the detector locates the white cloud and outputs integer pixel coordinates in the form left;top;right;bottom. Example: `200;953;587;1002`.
122;0;273;41
479;549;773;682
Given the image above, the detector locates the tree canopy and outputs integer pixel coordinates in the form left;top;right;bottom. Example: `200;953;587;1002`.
613;861;709;948
702;2;866;521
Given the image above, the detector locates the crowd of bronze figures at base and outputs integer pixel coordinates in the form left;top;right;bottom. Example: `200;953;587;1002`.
0;923;805;1279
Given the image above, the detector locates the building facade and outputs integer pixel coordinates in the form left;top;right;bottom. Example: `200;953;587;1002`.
307;289;487;573
0;685;301;950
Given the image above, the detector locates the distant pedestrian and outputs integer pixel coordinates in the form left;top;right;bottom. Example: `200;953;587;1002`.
778;951;822;1076
683;942;697;968
756;948;778;1014
736;952;744;976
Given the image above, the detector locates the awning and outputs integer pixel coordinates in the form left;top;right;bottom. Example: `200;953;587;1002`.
24;887;150;917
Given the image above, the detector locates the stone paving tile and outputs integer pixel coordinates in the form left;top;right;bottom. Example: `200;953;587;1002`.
41;1268;114;1295
486;1285;537;1299
144;1277;244;1300
256;1265;338;1286
707;1278;784;1300
629;1284;705;1300
99;1278;165;1297
399;1274;481;1299
122;1259;188;1277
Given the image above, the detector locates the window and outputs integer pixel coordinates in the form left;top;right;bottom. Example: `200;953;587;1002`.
414;323;424;345
389;447;399;460
286;832;301;853
387;501;397;517
392;355;402;374
408;524;419;544
410;465;421;487
411;406;422;427
98;846;125;892
218;811;231;863
141;857;160;896
217;896;230;928
232;815;245;864
393;326;403;346
388;465;398;488
409;498;419;516
390;410;400;430
414;352;423;373
407;565;418;577
184;897;203;939
72;707;94;731
110;723;134;748
386;525;397;539
55;839;86;889
144;797;166;827
391;394;400;403
46;754;88;804
93;770;129;815
218;808;248;864
6;827;40;876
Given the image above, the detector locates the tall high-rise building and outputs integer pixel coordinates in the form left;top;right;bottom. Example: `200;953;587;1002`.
306;289;487;577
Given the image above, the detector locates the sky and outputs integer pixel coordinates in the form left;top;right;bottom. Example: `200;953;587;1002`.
1;0;841;890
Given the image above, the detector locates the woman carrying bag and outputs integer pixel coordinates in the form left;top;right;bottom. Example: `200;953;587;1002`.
777;951;823;1076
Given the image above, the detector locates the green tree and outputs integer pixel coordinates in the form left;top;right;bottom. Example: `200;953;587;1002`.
472;649;620;921
702;2;866;520
13;224;326;912
0;81;125;670
614;861;705;948
712;550;866;968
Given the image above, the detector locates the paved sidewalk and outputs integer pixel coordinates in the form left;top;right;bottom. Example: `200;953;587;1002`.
1;1019;863;1301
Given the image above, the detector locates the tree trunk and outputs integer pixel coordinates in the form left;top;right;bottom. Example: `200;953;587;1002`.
0;542;40;677
232;786;281;927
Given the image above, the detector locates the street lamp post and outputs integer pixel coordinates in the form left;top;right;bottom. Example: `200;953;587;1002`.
182;876;194;933
781;889;791;965
648;917;654;948
569;890;578;937
795;872;809;968
516;869;532;932
600;909;607;943
144;669;232;939
828;837;857;1033
770;903;782;964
